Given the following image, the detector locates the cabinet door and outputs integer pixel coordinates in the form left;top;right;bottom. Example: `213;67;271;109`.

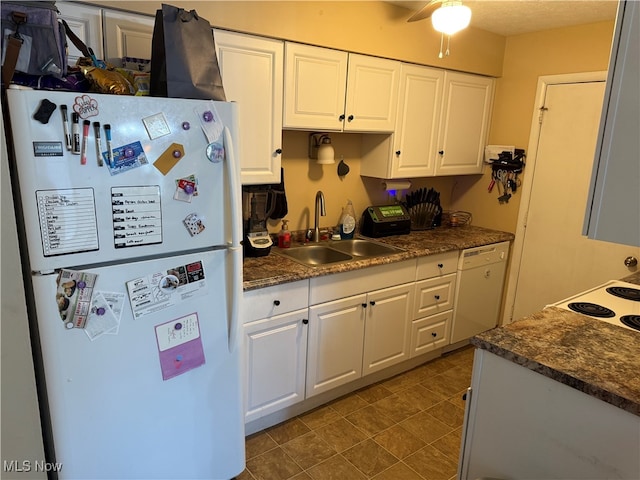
57;3;103;65
583;0;639;246
410;310;452;357
244;309;308;423
215;30;283;185
306;294;366;398
413;273;457;319
102;10;154;66
391;64;444;178
436;72;494;175
344;54;400;132
283;43;348;131
362;283;413;375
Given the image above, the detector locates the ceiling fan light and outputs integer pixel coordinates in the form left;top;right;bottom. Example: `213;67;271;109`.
431;3;472;35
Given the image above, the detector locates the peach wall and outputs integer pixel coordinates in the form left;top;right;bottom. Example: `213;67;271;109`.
450;21;615;232
91;1;614;234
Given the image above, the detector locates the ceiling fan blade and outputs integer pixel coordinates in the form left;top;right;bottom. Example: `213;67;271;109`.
407;0;442;22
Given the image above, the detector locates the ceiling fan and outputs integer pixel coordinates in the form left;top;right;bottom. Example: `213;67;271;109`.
407;0;447;22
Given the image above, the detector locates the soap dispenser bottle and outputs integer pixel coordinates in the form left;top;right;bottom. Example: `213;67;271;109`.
278;220;291;248
339;200;356;240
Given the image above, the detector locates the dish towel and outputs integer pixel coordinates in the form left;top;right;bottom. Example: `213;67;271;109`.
267;168;288;220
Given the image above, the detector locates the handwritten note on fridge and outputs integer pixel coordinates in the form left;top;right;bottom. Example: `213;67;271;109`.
112;186;162;248
37;188;99;257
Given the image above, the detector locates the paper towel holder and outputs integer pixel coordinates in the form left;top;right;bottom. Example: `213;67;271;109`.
382;179;412;201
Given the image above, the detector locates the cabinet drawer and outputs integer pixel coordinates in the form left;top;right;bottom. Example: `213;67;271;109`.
413;273;456;319
309;259;416;305
410;310;452;357
416;251;458;280
243;280;309;323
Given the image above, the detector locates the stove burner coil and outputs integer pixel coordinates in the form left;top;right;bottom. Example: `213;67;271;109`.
620;315;640;331
567;302;616;318
606;286;640;301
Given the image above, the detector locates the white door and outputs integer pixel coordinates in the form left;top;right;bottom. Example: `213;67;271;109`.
507;76;640;322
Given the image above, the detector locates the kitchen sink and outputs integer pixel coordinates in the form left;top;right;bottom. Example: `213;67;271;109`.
328;239;400;257
274;239;402;267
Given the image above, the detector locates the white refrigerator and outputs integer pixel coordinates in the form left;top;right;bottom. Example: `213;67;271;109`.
5;89;245;479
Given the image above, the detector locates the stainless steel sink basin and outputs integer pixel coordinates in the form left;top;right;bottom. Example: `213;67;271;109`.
274;239;402;267
328;239;401;257
276;244;353;267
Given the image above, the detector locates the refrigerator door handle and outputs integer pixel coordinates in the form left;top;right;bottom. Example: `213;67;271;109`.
223;126;242;248
228;245;243;353
223;125;243;352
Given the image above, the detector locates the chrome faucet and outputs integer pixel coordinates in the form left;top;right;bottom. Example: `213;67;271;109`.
313;190;326;242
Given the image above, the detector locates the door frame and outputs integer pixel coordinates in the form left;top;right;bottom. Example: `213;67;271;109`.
502;71;607;325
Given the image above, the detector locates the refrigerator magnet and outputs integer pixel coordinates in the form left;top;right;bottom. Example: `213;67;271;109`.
173;177;197;203
153;143;184;176
183;213;205;236
142;112;171;140
155;313;205;381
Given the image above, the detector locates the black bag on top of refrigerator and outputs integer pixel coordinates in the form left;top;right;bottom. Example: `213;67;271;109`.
149;4;226;101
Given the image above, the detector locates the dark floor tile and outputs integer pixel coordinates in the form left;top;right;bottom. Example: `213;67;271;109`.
306;454;367;480
281;431;337;470
328;393;370;416
246;446;302;480
400;411;454;444
345;405;396;436
371;392;423;423
431;427;462;463
342;438;399;477
372;462;426;480
426;400;465;428
299;405;341;430
373;424;426;459
315;418;369;453
356;382;394;403
267;418;311;445
246;431;278;459
404;445;458;480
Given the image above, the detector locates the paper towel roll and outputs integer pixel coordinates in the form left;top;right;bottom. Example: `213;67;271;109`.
382;180;412;192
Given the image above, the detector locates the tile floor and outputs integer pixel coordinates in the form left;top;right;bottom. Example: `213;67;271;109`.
237;345;474;480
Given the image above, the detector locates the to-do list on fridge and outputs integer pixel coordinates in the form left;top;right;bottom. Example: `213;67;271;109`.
37;188;99;256
112;185;162;248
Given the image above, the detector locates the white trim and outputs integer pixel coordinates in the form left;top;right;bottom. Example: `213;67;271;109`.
501;71;607;325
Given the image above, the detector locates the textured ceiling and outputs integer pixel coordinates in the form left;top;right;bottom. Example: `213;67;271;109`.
391;0;619;36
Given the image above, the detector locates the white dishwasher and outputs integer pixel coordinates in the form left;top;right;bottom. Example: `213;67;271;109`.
451;241;510;344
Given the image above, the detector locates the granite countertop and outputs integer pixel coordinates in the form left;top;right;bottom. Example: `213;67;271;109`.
242;225;514;291
472;271;640;416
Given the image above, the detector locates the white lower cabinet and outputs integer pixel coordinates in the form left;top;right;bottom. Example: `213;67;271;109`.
244;308;308;423
306;294;366;398
242;280;309;423
362;283;414;375
306;260;416;398
306;282;414;398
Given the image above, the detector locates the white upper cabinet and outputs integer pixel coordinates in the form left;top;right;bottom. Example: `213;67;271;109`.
57;2;104;65
102;10;154;66
583;0;639;247
215;30;284;185
284;43;348;131
361;63;444;178
284;43;400;132
345;54;400;132
435;71;494;176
